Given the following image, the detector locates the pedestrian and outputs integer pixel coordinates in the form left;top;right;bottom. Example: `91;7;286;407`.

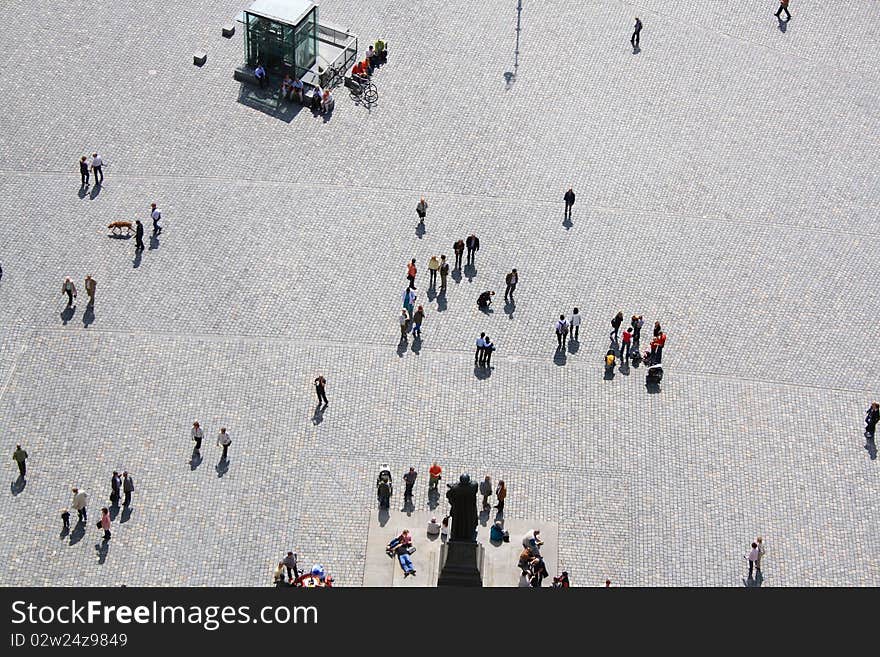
504;269;518;302
610;311;624;339
79;156;90;186
439;255;449;290
631;314;644;350
453;239;465;270
755;537;766;572
399;308;410;341
570;308;581;341
62;277;77;306
465;234;480;264
865;402;879;439
475;332;486;366
283;551;299;582
84;275;96;307
529;555;549;587
495;479;507;512
134;220;145;252
217;427;232;460
653;321;662;338
428;255;440;288
100;507;111;541
150;203;162;235
621;327;633;360
406;258;417;289
403;287;416;318
774;0;791;21
479;475;493;510
191;421;203;451
747;542;761;578
91;152;104;184
403;467;417;498
631;16;642;46
416;197;428;224
411;305;425;338
428;461;442;491
555;314;569;349
552;571;570;588
110;471;121;506
655;331;667;362
71;487;88;523
122;471;134;506
60;508;70;531
563;187;575;219
12;444;27;479
483;336;495;367
314;375;328;406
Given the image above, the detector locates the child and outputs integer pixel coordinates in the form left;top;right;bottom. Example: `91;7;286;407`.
61;508;70;531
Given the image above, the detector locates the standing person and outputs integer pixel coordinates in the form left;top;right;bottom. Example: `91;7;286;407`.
254;64;267;87
314;375;328;406
631;17;642;46
134;220;145;252
465;234;480;264
91;153;104;184
84;275;96;307
62;277;77;306
479;475;493;510
563;187;575;219
283;551;299;581
529;555;549;587
122;471;134;506
150;203;162;235
774;0;791;21
403;287;417;318
621;327;633;361
631;315;644;351
71;487;88;523
109;471;121;506
453;239;465;270
483;336;495;368
439;255;449;290
411;305;425;338
504;269;518;303
79;156;90;186
60;508;70;532
428;462;442;491
475;332;486;366
570;308;581;341
865;402;879;439
653;321;662;338
100;507;111;541
755;537;766;572
399;308;410;341
747;542;761;578
495;479;507;512
416;197;428;224
12;444;27;479
655;331;667;362
403;467;417;498
217;427;232;461
427;255;440;288
555;314;569;350
406;259;417;289
191;421;203;451
610;311;624;339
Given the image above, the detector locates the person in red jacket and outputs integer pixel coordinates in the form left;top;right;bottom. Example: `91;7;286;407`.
406;259;417;289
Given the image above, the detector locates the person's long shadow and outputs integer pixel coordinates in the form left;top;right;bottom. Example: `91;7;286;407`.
312;403;325;425
89;184;102;200
451;268;462;284
567;339;579;354
78;186;89;199
378;507;390;526
69;521;86;546
82;305;95;328
436;290;448;312
120;507;133;524
426;287;436;302
190;449;203;470
619;359;630;376
604;366;615;381
865;437;877;460
132;251;142;269
562;214;573;230
632;44;641;55
415;222;426;239
216;458;230;477
411;336;422;355
494;508;505;522
11;476;27;495
463;263;477;282
646;381;661;394
59;526;70;540
553;349;567;366
427;489;440;510
478;508;490;526
479;304;494;316
778;18;788;33
504;300;515;318
60;305;75;325
109;504;120;521
148;233;160;250
95;541;109;565
396;339;408;358
743;571;764;587
400;497;415;514
474;366;492;380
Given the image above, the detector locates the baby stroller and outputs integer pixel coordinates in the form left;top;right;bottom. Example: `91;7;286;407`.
604;349;616;373
377;466;393;508
646;364;663;385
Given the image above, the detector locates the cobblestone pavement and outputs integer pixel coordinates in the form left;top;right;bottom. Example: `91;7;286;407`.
0;1;877;586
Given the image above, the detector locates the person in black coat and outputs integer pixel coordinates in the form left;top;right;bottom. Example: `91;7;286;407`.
866;402;879;438
79;156;90;186
134;220;145;251
465;234;480;263
563;188;575;218
610;311;624;339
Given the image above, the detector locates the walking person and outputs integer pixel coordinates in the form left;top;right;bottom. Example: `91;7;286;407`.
100;507;112;541
439;255;449;290
755;537;766;572
563;187;575;219
610;311;624;340
453;239;465;270
403;467;417;498
91;153;104;184
134;220;145;252
475;332;486;366
653;321;662;339
631;17;642;46
12;444;27;479
403;287;417;318
406;259;417;289
79;156;90;186
411;305;425;338
746;542;761;578
217;427;232;460
465;234;480;264
110;471;121;506
555;314;569;350
150;203;162;235
84;275;96;307
416;197;428;224
314;375;328;406
570;308;581;341
621;327;633;361
504;269;518;303
479;475;493;510
774;0;791;21
495;479;507;512
865;402;879;439
483;336;496;368
399;308;410;341
122;471;134;506
60;508;71;532
62;277;77;306
71;487;88;523
191;421;204;451
428;255;440;288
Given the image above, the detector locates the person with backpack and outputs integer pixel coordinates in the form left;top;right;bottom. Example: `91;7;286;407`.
865;402;879;439
555;314;569;350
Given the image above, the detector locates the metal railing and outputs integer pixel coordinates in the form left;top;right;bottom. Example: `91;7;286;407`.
317;23;358;88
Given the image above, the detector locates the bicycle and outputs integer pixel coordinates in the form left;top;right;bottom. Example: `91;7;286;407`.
345;74;378;106
323;62;346;89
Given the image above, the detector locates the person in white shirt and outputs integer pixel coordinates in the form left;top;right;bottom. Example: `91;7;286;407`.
150;203;162;235
426;517;441;536
71;487;89;523
570;307;581;341
555;315;569;350
475;332;486;366
747;542;761;578
399;309;410;342
191;421;204;451
217;427;232;461
90;153;104;184
522;529;543;555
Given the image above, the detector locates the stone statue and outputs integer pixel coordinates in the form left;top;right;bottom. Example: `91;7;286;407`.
446;474;478;542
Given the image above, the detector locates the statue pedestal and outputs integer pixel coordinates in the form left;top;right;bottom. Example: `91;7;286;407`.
438;541;484;587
